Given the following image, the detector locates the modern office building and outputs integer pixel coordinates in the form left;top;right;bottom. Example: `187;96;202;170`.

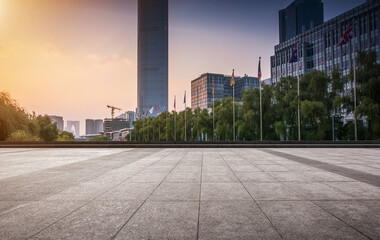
271;0;380;86
49;115;64;131
95;119;103;133
85;119;103;135
262;78;272;85
103;118;130;133
126;111;136;127
85;119;95;135
137;0;168;117
279;0;324;43
65;121;80;138
191;73;260;110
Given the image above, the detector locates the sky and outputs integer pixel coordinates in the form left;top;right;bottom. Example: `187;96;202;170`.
0;0;366;134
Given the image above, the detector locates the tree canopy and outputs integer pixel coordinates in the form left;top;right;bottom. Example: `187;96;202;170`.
129;50;380;141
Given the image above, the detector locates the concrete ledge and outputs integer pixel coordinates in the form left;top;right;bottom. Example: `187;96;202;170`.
0;141;380;148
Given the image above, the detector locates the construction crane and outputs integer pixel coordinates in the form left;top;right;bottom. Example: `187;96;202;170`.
107;105;122;120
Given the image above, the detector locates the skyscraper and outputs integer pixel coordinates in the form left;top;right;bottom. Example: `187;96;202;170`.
137;0;168;117
279;0;324;43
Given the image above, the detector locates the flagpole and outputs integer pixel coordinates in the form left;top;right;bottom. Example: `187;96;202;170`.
143;114;145;141
197;85;199;141
166;106;168;142
353;19;358;141
297;41;301;141
152;119;154;142
184;91;187;142
232;69;235;141
213;80;215;141
174;95;177;142
259;57;263;142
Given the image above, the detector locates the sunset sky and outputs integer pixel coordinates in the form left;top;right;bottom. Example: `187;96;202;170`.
0;0;365;134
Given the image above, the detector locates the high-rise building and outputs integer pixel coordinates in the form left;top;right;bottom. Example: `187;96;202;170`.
95;119;103;133
137;0;168;117
86;119;103;134
49;115;64;131
271;0;379;85
191;73;260;110
85;119;95;135
66;121;80;138
279;0;323;43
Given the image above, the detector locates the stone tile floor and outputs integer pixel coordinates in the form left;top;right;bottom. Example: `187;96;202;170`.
0;148;379;239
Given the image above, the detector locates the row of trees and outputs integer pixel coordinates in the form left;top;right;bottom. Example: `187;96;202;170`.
0;92;74;141
129;51;380;141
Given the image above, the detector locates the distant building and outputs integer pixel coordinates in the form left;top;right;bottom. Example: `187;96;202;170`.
279;0;323;43
86;119;103;135
126;111;136;127
66;121;80;138
85;119;95;135
49;115;64;131
271;0;379;85
95;119;103;133
262;78;272;86
103;118;130;133
235;74;260;98
191;73;260;110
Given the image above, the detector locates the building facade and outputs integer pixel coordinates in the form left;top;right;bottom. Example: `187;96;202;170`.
279;0;324;43
95;119;103;133
137;0;168;117
271;0;380;86
85;119;95;135
65;121;80;138
103;118;130;133
85;119;103;135
49;115;64;131
191;73;260;110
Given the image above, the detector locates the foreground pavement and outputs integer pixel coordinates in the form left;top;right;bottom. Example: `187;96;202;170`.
0;148;379;239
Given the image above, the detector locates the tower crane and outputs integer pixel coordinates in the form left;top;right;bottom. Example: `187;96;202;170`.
107;105;122;120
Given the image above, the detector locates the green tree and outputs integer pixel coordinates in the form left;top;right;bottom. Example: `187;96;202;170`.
35;115;58;142
300;70;331;140
355;51;380;139
272;76;298;140
57;131;75;141
0;92;31;141
89;135;110;141
7;130;41;142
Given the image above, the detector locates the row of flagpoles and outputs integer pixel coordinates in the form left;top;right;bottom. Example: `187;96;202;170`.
134;19;357;142
135;56;264;142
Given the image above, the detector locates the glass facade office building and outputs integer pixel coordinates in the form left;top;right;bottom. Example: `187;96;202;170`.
279;0;323;43
191;73;259;110
137;0;168;117
271;0;380;86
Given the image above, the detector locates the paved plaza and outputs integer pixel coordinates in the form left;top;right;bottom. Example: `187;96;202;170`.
0;148;380;239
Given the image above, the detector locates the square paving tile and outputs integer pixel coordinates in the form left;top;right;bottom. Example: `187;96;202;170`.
0;200;86;239
30;200;140;240
199;200;281;239
149;182;200;201
235;172;279;182
315;200;380;239
258;200;368;240
201;182;251;201
114;201;198;240
243;182;305;200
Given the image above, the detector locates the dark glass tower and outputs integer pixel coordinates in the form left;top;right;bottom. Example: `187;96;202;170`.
279;0;324;43
137;0;168;116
